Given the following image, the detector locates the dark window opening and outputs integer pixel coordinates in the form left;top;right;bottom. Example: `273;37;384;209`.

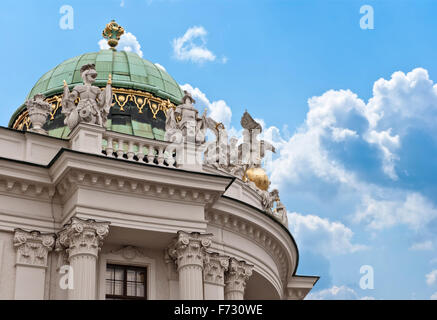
105;264;147;300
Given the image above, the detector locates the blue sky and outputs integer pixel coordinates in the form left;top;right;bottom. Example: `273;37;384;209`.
2;0;437;299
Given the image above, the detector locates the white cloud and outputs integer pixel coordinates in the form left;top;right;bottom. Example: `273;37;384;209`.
270;68;437;191
266;67;437;237
331;127;358;142
366;68;437;132
172;26;216;64
306;285;373;300
120;0;125;7
431;292;437;300
409;241;433;251
365;129;400;179
99;32;143;58
270;89;365;189
426;270;437;286
353;193;437;231
288;212;366;255
154;63;166;72
180;83;232;128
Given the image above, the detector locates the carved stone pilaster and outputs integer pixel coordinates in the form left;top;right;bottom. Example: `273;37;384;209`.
167;231;212;300
13;229;55;267
204;252;229;286
57;217;110;259
224;258;254;300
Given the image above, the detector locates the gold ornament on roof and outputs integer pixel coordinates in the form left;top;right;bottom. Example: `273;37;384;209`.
102;20;125;50
243;166;270;191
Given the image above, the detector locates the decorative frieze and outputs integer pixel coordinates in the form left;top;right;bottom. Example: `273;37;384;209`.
13;229;55;267
203;251;230;286
224;258;254;300
109;245;147;260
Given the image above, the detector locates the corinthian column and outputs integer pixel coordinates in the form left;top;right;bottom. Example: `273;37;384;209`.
13;229;55;300
203;252;229;300
167;231;212;300
58;217;110;300
224;258;254;300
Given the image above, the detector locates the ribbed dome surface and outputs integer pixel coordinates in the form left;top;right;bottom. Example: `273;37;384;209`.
26;50;183;102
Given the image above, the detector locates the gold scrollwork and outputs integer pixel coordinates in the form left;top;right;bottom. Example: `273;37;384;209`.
12;87;178;130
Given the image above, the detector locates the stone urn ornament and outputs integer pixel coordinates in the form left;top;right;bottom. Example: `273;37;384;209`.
25;93;51;134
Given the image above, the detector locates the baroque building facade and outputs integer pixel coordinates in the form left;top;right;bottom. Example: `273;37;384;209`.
0;22;318;300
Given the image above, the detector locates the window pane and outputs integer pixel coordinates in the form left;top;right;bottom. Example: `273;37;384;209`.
114;281;123;295
106;268;113;280
126;282;135;296
105;280;114;295
137;284;145;297
127;270;136;282
114;269;124;281
137;271;145;283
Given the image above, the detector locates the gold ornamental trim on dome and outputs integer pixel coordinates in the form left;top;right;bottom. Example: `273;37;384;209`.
12;88;176;131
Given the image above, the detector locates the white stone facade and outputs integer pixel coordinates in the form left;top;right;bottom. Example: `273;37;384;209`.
0;124;318;300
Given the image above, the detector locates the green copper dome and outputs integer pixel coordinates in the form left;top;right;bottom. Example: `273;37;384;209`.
27;50;183;102
9;50;184;140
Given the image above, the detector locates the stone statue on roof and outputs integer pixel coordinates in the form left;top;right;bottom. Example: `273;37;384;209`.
61;63;113;130
165;90;207;144
239;111;276;168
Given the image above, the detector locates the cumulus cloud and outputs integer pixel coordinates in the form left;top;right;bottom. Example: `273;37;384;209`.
431;292;437;300
426;270;437;286
306;285;373;300
409;241;433;251
267;67;437;237
271;68;437;188
288;212;366;255
353;193;437;231
99;32;143;58
180;83;232;128
172;26;216;64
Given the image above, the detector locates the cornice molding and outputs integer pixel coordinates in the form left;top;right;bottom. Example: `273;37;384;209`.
0;177;55;200
56;169;220;206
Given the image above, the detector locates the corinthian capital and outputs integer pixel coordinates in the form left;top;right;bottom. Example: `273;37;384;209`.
224;258;254;295
13;229;55;267
204;251;230;286
57;217;110;259
167;231;212;270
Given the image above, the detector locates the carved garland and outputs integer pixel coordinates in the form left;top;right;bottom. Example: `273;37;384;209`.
13;88;177;130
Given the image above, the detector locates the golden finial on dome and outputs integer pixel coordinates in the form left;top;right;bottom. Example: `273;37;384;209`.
102;20;125;50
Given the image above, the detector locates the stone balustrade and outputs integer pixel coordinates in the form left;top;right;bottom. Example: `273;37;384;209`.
102;130;177;168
